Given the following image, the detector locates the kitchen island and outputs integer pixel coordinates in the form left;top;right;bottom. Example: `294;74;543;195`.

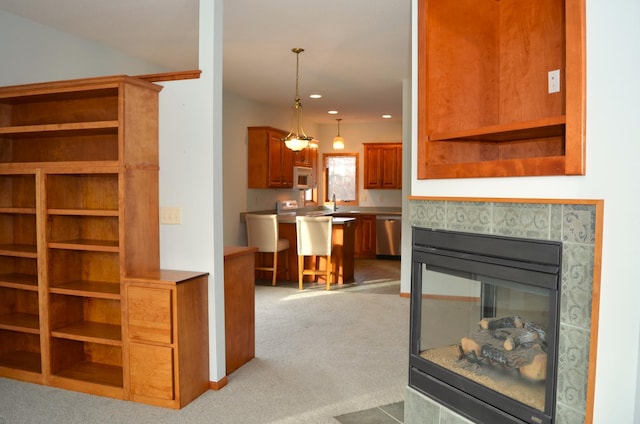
255;216;356;285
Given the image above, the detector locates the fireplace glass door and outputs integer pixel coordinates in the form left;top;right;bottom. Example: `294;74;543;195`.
410;228;561;424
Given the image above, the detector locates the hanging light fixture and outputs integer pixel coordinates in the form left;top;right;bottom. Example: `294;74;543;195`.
333;118;345;150
283;48;313;151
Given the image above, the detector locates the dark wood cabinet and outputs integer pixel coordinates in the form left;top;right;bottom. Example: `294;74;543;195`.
293;146;312;167
364;143;402;189
417;0;586;179
334;214;376;259
248;126;294;188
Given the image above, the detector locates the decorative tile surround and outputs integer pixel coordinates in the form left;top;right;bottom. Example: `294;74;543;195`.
405;198;600;424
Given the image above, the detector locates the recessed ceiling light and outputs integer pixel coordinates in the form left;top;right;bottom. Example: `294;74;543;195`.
309;94;322;99
382;114;392;119
328;110;338;115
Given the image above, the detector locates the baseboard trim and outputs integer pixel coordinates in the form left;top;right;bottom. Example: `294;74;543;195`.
209;377;228;391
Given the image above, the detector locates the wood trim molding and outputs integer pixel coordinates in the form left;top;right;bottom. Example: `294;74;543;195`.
135;69;202;83
209;377;228;391
408;195;603;206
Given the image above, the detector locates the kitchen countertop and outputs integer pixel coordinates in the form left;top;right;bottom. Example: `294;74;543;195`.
240;206;401;223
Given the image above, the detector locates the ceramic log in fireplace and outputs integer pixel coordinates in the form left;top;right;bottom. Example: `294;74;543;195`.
409;228;562;424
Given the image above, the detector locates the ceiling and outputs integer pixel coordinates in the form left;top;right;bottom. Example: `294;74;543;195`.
0;0;411;125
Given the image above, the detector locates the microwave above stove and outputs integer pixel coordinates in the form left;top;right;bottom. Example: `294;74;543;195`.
293;166;313;190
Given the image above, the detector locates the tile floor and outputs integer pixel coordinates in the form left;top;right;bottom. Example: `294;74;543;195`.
335;401;404;424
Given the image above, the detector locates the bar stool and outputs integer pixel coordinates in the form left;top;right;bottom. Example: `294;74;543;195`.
295;216;333;290
245;214;289;286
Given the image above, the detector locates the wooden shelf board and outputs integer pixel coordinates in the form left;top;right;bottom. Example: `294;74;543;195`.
0;312;40;333
52;361;123;389
422;156;568;179
50;280;120;299
429;116;566;143
0;351;42;374
48;208;119;217
51;321;122;345
48;239;119;252
0;244;38;258
0;121;119;136
0;161;121;170
0;207;36;214
0;273;38;290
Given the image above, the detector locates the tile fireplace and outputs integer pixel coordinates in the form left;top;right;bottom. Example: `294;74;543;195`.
405;198;602;424
409;228;561;423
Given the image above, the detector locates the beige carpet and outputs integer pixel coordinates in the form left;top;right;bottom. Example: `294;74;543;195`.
0;280;409;424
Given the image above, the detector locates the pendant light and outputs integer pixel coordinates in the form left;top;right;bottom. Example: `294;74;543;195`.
333;118;345;150
283;48;313;151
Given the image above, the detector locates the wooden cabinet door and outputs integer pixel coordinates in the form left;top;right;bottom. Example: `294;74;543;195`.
360;215;377;258
364;146;382;188
267;130;293;188
130;343;174;400
293;146;312;167
127;286;173;344
364;143;401;189
381;146;400;188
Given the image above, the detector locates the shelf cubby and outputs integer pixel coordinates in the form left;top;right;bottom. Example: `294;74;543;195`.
0;287;40;334
417;0;585;179
47;215;119;245
48;250;120;298
49;294;121;343
0;174;36;209
49;338;123;389
46;173;119;212
0;330;42;375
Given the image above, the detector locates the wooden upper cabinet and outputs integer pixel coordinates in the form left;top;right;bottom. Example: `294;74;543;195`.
417;0;586;179
293;146;312;167
248;126;294;188
364;143;402;189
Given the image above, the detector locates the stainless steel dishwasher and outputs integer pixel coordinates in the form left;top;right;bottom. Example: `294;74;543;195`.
376;215;402;257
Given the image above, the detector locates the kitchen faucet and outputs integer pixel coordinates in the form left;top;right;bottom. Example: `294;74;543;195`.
332;193;337;212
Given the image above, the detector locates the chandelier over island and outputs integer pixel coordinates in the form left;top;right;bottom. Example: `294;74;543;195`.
283;47;313;151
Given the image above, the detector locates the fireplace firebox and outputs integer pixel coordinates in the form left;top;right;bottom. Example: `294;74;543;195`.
409;228;562;424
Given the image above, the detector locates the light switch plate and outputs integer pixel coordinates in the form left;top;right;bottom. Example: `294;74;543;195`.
548;69;560;93
160;206;182;225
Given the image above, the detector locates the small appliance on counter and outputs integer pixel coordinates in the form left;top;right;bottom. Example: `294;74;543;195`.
276;200;299;215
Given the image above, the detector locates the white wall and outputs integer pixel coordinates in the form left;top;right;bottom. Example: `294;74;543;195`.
0;9;166;85
222;90;297;246
409;0;640;422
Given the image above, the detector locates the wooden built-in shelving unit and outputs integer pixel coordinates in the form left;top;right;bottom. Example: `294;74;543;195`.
0;75;209;408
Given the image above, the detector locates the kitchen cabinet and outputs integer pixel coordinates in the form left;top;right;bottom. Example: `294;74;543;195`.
272;217;355;284
363;143;402;189
248;126;294;188
125;270;209;409
417;0;586;179
293;146;313;168
334;214;376;259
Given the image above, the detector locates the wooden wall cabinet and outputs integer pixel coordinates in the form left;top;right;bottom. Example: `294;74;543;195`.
293;145;313;168
363;143;402;189
0;75;208;408
248;126;294;188
417;0;586;179
125;270;209;409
